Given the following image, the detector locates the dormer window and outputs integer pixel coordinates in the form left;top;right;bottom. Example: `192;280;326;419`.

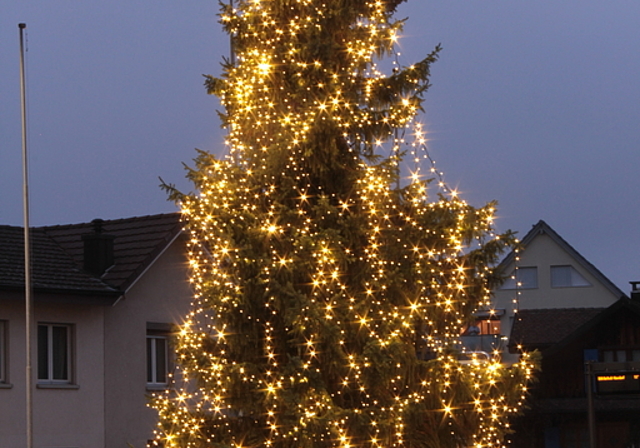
500;266;538;290
550;265;591;288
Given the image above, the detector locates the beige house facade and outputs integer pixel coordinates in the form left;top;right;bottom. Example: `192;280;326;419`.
0;213;190;448
465;220;626;364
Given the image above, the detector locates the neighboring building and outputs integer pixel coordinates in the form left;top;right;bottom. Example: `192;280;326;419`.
462;220;626;363
463;220;637;448
0;213;190;448
2;214;633;447
508;294;640;448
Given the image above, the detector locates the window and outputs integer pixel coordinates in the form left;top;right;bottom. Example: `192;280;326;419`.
601;348;640;362
551;265;591;288
147;335;168;385
38;324;72;383
500;266;538;289
478;318;501;335
147;322;173;388
463;318;501;336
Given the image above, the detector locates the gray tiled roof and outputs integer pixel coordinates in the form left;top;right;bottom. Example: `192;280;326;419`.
0;226;116;294
1;213;183;298
509;307;604;350
41;213;183;291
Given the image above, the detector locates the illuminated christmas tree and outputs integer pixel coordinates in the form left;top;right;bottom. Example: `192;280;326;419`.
153;1;536;447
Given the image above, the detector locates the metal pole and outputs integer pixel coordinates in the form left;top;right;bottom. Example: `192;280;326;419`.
19;22;34;448
229;0;236;66
586;361;596;448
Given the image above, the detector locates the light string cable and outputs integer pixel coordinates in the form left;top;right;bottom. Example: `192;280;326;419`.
383;41;455;198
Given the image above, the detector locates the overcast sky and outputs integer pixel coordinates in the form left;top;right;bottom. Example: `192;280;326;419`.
2;1;639;292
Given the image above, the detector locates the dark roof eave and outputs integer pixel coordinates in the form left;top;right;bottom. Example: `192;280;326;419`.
543;298;640;358
508;342;552;354
0;285;121;306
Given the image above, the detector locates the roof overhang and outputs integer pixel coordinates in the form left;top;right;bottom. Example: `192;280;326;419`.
0;287;121;306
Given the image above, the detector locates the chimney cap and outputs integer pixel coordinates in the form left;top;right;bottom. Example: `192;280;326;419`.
91;218;105;234
630;282;640;302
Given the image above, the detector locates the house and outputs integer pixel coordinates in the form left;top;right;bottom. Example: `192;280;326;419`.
1;214;629;447
0;213;190;448
461;220;626;364
461;220;638;448
507;294;640;448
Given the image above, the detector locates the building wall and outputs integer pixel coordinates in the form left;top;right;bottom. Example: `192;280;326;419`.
510;303;640;448
104;238;191;448
0;299;106;448
492;233;620;362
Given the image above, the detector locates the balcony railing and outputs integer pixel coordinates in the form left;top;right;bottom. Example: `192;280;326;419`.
459;334;507;353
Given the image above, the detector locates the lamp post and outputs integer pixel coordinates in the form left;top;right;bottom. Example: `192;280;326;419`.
586;361;596;448
229;0;236;66
18;22;34;448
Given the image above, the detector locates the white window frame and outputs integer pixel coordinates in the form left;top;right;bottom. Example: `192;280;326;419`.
37;323;73;384
147;322;174;389
146;334;169;386
500;266;538;290
550;265;592;288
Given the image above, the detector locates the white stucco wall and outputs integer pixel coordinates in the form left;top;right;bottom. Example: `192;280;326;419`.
104;238;191;448
0;237;191;448
0;300;106;448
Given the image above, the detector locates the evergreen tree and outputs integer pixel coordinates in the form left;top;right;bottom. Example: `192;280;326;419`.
153;1;536;447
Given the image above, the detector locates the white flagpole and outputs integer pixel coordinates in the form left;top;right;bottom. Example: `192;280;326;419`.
18;22;34;448
229;0;236;66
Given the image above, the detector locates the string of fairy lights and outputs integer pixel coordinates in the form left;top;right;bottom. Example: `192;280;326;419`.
151;1;536;447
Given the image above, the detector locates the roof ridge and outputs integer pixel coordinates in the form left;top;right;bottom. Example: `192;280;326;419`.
0;224;22;230
518;307;606;312
37;211;181;231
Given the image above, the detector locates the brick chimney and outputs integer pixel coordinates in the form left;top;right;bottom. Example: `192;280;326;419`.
630;281;640;302
82;219;115;277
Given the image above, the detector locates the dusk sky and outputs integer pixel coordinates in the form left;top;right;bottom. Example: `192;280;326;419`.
2;1;639;292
